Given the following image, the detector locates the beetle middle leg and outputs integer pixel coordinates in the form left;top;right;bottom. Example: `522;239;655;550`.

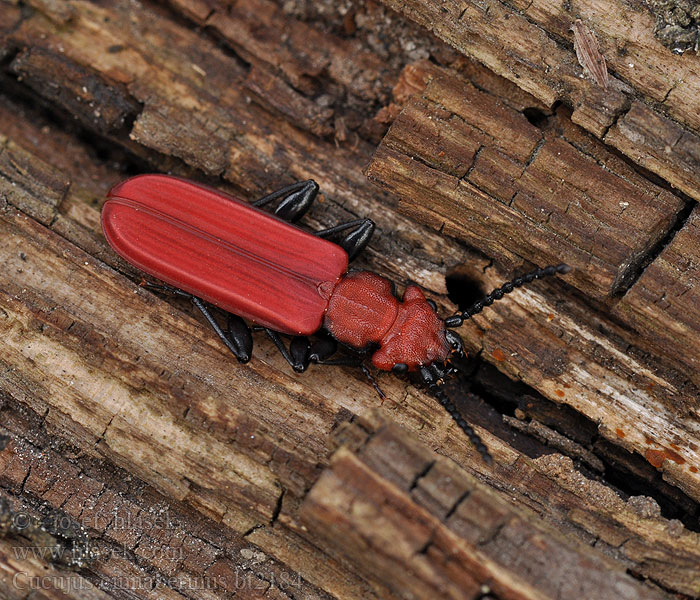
263;329;337;373
263;329;385;397
316;218;375;261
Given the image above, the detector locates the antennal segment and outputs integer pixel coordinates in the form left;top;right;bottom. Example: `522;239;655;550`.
445;264;570;328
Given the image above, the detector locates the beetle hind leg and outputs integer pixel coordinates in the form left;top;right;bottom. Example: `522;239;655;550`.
264;329;311;372
253;180;318;223
190;299;253;363
316;218;375;261
140;281;253;363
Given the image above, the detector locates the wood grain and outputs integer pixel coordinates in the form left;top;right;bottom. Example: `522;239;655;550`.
366;61;684;300
302;417;679;599
378;0;700;203
615;207;700;393
366;61;700;524
1;0;699;598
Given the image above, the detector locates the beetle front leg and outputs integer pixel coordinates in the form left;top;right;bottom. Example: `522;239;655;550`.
316;218;375;261
252;180;318;223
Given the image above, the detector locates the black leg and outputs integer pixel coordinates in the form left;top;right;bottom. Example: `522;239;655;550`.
141;281;252;362
361;364;386;400
264;329;309;372
253;180;373;259
444;330;465;359
264;328;385;398
308;333;338;363
264;329;342;373
140;280;191;298
252;180;318;223
316;218;375;261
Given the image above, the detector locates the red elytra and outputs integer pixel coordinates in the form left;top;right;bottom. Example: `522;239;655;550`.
102;175;451;371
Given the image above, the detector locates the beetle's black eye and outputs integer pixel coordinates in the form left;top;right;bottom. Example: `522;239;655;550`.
445;329;464;351
392;363;408;374
426;299;437;311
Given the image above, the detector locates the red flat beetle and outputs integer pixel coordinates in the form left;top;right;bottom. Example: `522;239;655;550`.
102;174;570;462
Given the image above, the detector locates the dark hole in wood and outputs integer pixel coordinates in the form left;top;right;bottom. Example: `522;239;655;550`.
522;107;551;129
523;102;561;130
458;363;700;532
445;270;484;313
443;268;700;532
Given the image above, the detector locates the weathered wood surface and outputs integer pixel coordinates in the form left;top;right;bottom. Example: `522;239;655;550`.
614;207;700;379
366;54;700;505
379;0;700;203
367;60;684;300
1;0;700;599
302;415;678;600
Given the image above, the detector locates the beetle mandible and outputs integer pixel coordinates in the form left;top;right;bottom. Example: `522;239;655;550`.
102;175;570;463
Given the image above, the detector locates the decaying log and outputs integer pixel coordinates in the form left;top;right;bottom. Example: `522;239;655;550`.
302;414;678;600
1;0;700;599
367;57;700;516
367;60;684;300
379;0;700;202
615;207;700;384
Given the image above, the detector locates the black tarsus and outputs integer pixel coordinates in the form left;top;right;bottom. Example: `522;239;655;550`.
360;364;386;400
140;281;253;362
192;298;253;363
252;179;318;222
445;264;571;327
316;218;375;261
264;329;307;373
311;357;385;400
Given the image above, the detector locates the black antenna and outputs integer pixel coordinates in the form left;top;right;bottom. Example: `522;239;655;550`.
420;365;493;463
433;385;492;464
445;264;571;328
